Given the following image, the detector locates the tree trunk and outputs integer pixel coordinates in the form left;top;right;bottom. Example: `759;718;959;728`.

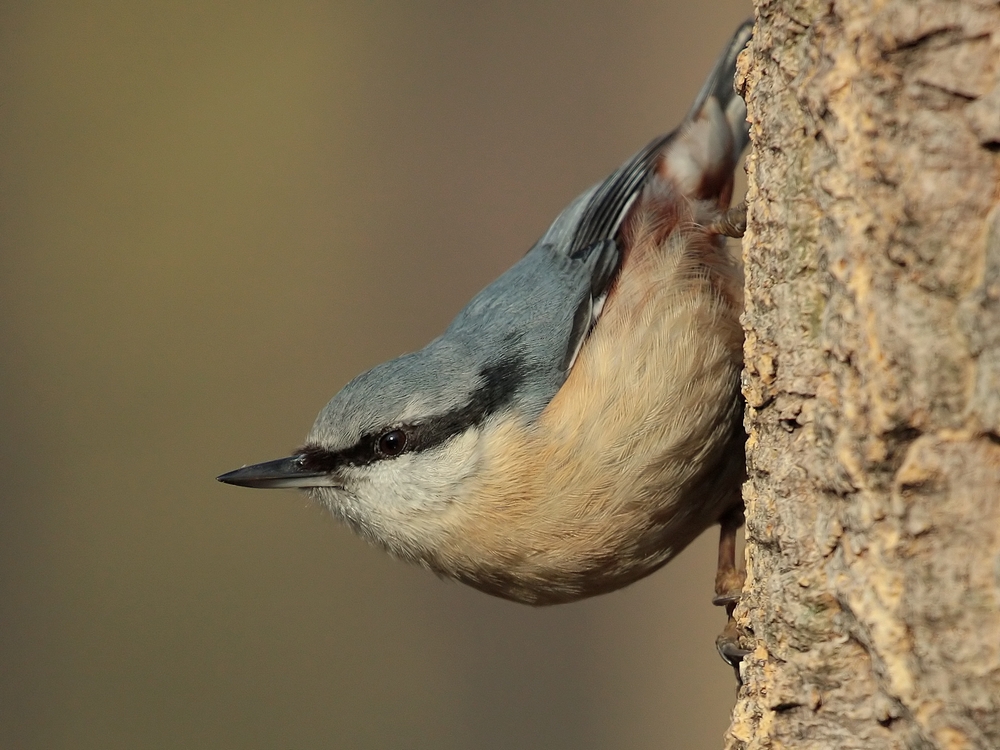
728;2;1000;748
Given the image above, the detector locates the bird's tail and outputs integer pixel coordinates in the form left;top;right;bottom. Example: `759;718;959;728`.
540;21;753;259
685;20;753;160
661;20;753;205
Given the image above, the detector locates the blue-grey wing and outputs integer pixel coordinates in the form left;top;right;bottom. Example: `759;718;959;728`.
443;240;612;417
444;134;671;418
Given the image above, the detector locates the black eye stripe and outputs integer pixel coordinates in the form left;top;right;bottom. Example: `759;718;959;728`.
297;430;401;471
297;358;525;472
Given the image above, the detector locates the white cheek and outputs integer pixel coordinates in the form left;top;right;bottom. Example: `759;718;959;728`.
320;427;483;561
374;427;482;512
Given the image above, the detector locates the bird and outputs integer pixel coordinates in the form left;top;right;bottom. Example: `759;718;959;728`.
220;22;752;610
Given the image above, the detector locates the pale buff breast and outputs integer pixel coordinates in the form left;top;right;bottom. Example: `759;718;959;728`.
429;218;745;604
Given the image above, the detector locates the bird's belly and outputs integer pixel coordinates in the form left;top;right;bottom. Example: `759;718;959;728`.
436;230;744;604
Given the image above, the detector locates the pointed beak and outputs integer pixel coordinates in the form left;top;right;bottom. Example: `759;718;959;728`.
217;455;339;490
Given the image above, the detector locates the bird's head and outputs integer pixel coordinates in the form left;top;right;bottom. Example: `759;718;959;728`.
218;342;527;561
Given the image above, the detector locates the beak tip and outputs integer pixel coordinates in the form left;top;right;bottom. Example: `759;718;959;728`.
216;466;258;488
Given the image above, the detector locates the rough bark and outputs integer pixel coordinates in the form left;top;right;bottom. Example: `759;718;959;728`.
728;2;1000;748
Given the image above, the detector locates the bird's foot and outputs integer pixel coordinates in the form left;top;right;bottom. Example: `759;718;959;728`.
716;612;750;671
708;201;747;238
713;505;748;681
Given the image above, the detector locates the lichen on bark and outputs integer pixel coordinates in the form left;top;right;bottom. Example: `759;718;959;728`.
729;1;1000;748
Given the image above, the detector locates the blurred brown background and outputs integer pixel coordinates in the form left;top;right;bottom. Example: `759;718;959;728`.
0;2;751;748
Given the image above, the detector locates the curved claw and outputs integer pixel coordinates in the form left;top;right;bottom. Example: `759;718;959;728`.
717;636;750;669
716;617;749;685
712;591;742;607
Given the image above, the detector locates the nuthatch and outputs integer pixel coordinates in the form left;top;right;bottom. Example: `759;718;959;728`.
220;22;752;610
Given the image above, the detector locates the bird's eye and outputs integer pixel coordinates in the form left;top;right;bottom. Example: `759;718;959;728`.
376;429;407;458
